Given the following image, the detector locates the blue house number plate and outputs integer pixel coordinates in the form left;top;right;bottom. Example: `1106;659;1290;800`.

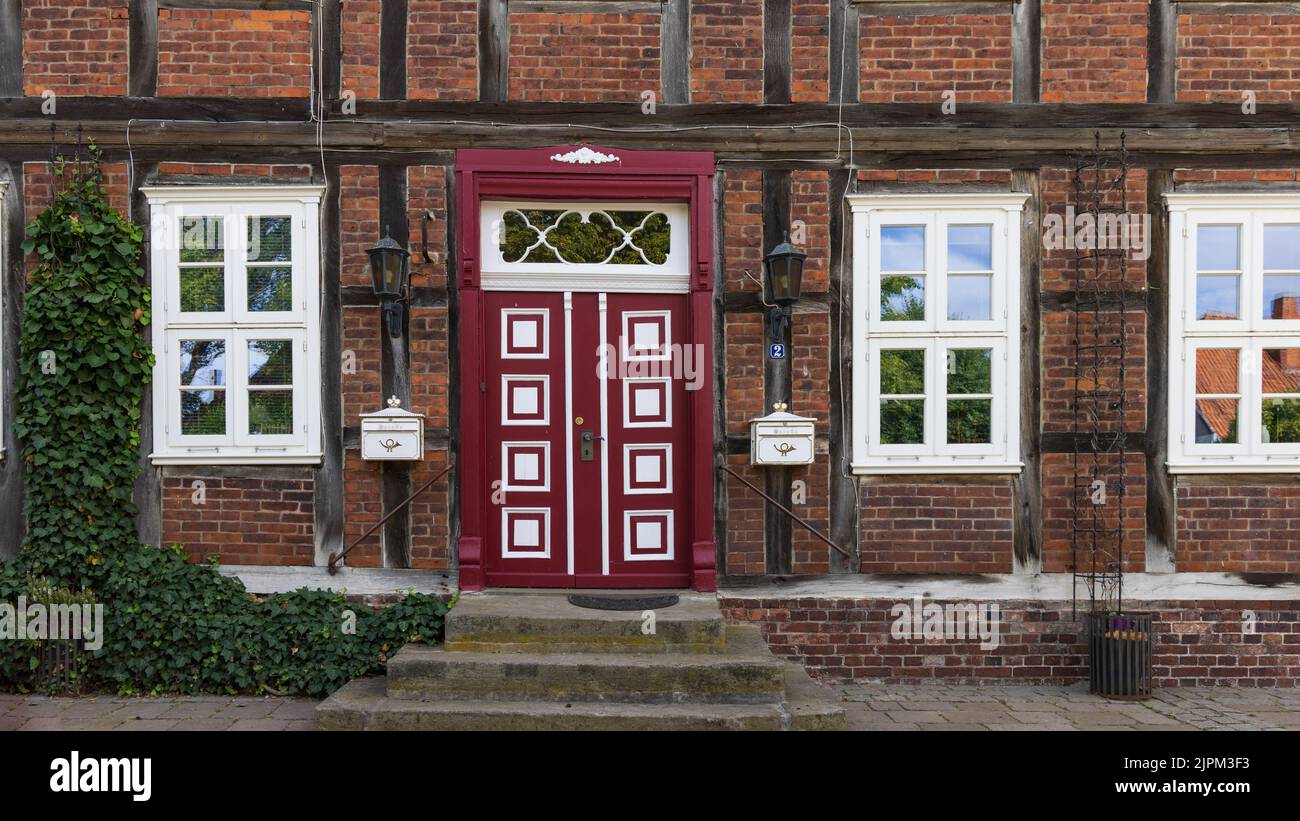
769;343;786;360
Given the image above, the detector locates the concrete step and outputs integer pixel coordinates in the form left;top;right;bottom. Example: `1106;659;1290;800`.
317;675;845;731
386;625;786;704
443;591;726;654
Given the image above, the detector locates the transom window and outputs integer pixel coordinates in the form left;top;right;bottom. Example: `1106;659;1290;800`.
1167;194;1300;471
143;186;324;464
849;194;1027;474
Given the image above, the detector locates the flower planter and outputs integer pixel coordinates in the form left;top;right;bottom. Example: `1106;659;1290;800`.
1087;611;1153;701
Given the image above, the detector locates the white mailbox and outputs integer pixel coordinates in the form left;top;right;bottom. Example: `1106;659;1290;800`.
750;403;816;466
361;396;425;461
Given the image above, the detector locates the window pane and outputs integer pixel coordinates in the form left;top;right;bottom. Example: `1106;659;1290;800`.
879;348;925;395
179;266;225;313
880;399;924;445
1195;347;1239;395
249;390;294;436
181;389;226;435
1195;398;1239;444
1197;225;1240;270
947;398;992;444
247;265;292;312
1262;348;1300;393
946;274;992;321
1262;398;1300;444
947;348;992;394
1263;224;1300;270
880;225;925;271
1263;276;1300;320
947;225;992;271
179;217;223;263
1196;274;1239;320
881;275;924;321
248;340;293;386
247;216;292;262
180;339;226;387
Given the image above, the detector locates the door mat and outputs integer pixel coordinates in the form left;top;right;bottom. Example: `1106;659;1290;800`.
567;593;680;611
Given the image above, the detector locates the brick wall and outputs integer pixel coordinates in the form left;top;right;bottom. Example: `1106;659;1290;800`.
1041;1;1148;103
23;161;129;220
692;0;764;103
1178;13;1300;102
161;473;315;565
1177;482;1300;573
508;12;660;102
791;0;830;103
341;0;381;100
858;13;1013;103
859;479;1014;573
408;0;479;101
156;8;312;97
723;597;1300;686
22;0;128;96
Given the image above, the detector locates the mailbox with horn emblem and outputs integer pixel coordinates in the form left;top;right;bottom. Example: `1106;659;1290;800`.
360;396;425;461
749;402;816;466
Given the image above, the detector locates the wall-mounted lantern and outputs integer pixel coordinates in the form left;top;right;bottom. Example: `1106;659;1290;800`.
762;233;806;344
367;226;411;338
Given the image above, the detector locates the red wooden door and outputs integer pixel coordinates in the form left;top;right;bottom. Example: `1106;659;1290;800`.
484;290;693;588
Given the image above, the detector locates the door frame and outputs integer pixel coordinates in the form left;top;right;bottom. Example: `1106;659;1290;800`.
454;145;717;592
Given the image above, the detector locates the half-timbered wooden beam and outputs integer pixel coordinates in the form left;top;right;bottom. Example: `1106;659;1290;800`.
380;0;408;100
1012;168;1041;573
132;161;162;548
129;0;159;98
827;168;860;573
762;169;793;575
1012;0;1040;104
379;164;411;568
0;1;22;99
660;0;690;104
479;0;510;102
0;164;24;558
315;161;344;566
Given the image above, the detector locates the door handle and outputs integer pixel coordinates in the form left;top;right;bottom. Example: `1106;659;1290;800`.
579;430;603;461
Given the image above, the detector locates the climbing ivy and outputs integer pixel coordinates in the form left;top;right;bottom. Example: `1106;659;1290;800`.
1;148;449;696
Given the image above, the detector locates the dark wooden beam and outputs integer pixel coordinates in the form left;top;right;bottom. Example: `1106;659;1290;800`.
829;0;860;107
762;169;793;575
479;0;510;102
1012;168;1041;572
765;0;793;105
129;0;159;98
1145;168;1177;570
380;0;408;100
315;161;344;566
379;164;411;568
319;0;343;101
131;161;162;548
1012;0;1040;104
1149;0;1177;104
0;164;24;558
660;0;690;104
0;0;22;98
443;164;463;573
827;168;859;573
1040;289;1148;311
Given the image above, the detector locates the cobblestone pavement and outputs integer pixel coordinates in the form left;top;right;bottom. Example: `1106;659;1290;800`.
837;683;1300;730
0;693;319;731
5;685;1300;730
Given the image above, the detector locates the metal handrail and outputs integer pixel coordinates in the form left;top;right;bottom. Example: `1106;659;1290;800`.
327;459;455;575
719;464;853;560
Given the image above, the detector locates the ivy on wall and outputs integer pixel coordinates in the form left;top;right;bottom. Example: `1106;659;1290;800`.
0;148;449;696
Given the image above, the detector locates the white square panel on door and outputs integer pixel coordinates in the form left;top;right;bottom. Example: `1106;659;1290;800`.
502;441;550;491
501;375;549;425
622;510;674;561
622;311;671;361
501;309;549;359
502;507;550;558
623;444;672;494
623;377;672;427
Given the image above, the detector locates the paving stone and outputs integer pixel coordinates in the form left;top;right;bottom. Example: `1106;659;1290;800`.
228;718;292;731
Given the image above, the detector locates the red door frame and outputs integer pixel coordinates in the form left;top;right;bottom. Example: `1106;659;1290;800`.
454;145;717;592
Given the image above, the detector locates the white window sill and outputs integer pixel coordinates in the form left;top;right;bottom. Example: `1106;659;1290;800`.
1167;461;1300;475
852;462;1023;476
150;452;323;466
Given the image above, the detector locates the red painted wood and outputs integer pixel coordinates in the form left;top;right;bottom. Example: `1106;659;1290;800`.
455;145;717;591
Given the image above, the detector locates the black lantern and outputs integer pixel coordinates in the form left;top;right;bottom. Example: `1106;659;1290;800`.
762;233;807;343
368;226;411;338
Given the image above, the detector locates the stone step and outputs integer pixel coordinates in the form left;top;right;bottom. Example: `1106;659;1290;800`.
317;672;845;731
443;591;726;654
387;625;786;704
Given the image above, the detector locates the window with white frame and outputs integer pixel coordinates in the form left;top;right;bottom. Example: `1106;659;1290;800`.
142;186;324;464
1167;193;1300;472
848;193;1027;474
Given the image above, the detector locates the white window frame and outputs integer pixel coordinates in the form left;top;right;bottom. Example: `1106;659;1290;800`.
142;185;324;465
1166;192;1300;473
849;193;1027;474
